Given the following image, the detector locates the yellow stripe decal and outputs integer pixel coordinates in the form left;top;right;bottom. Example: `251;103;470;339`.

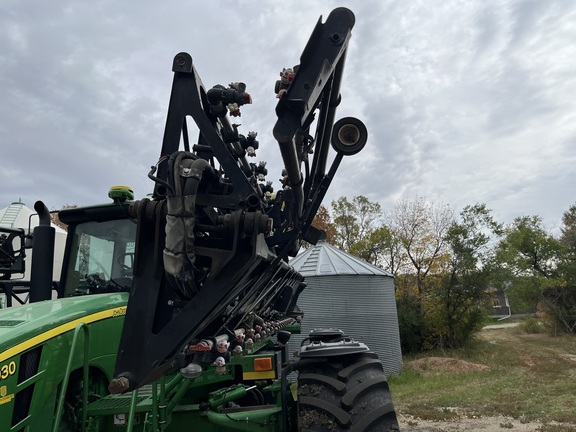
0;306;126;363
243;371;276;380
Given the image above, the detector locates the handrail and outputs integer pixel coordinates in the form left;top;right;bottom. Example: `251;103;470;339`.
126;388;139;432
52;323;90;432
159;375;168;427
151;380;159;431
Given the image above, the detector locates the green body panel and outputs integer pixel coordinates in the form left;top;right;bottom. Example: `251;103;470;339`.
0;204;298;431
1;293;296;432
81;348;291;432
0;293;128;432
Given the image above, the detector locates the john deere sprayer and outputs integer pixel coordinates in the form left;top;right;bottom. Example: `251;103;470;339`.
0;8;399;431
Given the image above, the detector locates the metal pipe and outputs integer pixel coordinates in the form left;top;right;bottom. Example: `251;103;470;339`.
312;51;347;179
126;389;139;432
152;380;159;430
277;135;304;217
34;201;51;226
159;375;168;426
51;323;90;432
166;379;194;412
30;201;55;303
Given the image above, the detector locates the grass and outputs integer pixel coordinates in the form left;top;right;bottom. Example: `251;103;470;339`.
389;323;576;425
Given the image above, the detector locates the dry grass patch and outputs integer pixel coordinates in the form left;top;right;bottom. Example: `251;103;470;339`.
390;326;576;425
409;357;490;373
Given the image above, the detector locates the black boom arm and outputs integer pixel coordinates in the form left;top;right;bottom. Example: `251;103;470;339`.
112;7;367;391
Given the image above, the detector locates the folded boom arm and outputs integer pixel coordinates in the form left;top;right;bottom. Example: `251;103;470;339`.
112;7;367;391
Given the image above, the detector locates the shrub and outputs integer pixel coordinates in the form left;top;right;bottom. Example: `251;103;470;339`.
517;316;542;334
396;295;428;354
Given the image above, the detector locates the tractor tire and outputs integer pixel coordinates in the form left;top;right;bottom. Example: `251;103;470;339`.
297;352;399;432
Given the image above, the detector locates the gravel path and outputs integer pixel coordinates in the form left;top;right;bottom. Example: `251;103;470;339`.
482;322;520;330
398;414;551;431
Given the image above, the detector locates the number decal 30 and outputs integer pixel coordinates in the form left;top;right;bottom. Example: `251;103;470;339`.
0;361;16;380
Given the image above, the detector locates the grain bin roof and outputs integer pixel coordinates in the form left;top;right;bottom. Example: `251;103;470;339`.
290;241;393;277
0;201;66;233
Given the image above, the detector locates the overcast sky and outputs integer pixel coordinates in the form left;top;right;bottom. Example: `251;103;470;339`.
2;0;575;231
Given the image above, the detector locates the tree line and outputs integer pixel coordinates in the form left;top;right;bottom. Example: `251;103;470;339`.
310;196;576;353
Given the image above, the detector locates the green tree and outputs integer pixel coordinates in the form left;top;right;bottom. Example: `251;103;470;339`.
433;204;502;348
331;195;382;256
350;226;406;275
309;205;336;244
496;214;576;333
391;197;453;297
389;197;454;352
330;196;407;274
560;203;576;251
559;204;576;288
497;216;560;278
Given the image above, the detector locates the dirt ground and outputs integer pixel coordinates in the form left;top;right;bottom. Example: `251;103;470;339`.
397;413;553;431
409;357;491;373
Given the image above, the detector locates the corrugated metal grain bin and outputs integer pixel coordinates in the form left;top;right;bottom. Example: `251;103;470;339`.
290;241;403;375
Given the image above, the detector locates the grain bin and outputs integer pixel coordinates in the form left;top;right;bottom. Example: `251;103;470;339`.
290;241;402;375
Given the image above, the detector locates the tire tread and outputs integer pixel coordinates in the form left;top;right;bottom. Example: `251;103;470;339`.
297;353;399;431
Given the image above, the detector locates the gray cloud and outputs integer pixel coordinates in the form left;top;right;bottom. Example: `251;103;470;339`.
1;0;575;231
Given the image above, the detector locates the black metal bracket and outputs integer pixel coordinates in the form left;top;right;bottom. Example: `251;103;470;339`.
154;52;258;207
113;7;357;390
270;7;355;254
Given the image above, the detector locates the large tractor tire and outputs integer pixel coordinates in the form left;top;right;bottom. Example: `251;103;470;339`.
297;352;399;431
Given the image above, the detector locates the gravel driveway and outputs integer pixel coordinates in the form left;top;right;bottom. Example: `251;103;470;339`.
398;414;555;431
